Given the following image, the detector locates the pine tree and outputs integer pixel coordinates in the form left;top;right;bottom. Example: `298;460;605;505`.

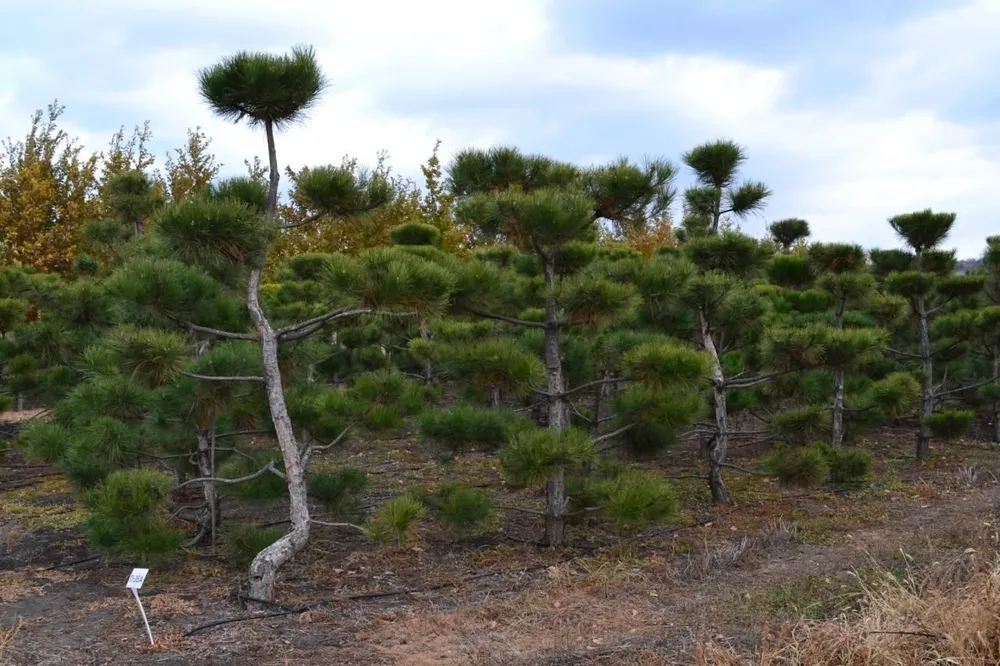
875;210;984;458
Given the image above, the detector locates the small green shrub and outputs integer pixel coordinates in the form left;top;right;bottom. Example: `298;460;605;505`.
17;420;71;464
812;442;873;485
500;427;594;487
593;470;678;528
770;406;830;447
223;524;286;568
86;468;182;561
389;222;441;247
432;484;494;536
308;468;368;518
365;496;426;545
763;444;830;488
923;410;974;439
418;405;530;455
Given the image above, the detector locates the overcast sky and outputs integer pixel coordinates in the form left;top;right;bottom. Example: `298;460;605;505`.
1;0;997;257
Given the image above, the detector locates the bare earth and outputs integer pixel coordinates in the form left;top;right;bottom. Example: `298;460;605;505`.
3;418;999;665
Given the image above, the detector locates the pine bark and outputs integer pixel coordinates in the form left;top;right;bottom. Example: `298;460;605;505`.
916;296;934;459
541;258;569;545
699;310;732;503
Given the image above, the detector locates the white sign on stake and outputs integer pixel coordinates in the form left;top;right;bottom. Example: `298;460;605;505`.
126;568;154;646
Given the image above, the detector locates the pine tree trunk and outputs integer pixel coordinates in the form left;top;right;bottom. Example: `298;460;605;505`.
264;120;280;214
489;385;501;410
699;311;732;504
916;296;934;459
545;468;566;546
831;369;846;446
246;267;310;600
419;319;433;384
16;393;23;412
195;428;220;547
541;258;568;545
992;353;1000;444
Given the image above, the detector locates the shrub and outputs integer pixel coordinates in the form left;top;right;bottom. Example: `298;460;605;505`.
923;410;974;439
418;405;531;455
432;484;494;536
223;524;286;568
500;427;594;487
86;469;182;561
770;406;831;447
593;470;679;528
389;222;441;247
763;444;830;488
308;468;368;518
16;420;71;464
812;442;873;485
365;496;426;545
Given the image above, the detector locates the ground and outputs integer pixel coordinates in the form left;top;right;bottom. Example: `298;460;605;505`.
2;415;999;665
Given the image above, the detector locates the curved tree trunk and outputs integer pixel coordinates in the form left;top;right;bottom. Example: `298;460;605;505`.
699;310;732;503
194;428;220;547
246;267;311;600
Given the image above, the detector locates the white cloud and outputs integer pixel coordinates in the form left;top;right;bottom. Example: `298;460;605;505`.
2;0;997;256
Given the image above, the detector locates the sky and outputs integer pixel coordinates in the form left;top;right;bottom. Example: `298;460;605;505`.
1;0;997;257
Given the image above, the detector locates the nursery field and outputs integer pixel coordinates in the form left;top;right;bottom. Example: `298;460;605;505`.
3;416;1000;665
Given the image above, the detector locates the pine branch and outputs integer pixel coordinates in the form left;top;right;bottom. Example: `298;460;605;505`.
277;307;370;338
936;377;998;398
592;423;634;445
213;429;273;440
726;372;789;389
174;460;284;489
536;376;624;399
311;519;368;534
717;462;767;476
186;322;258;341
887;347;922;360
301;425;354;469
278;211;324;230
466;307;550;330
181;371;264;382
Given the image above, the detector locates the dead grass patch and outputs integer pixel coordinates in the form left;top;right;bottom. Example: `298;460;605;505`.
696;549;1000;665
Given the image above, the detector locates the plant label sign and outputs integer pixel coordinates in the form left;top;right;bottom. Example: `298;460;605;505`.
125;568;154;645
126;568;149;590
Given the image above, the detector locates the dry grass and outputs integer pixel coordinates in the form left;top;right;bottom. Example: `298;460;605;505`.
682;520;799;580
693;547;1000;665
0;619;22;661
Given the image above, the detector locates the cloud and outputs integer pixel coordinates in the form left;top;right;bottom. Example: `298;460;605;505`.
1;0;997;256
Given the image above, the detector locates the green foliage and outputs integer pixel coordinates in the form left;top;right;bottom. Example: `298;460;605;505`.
888;209;955;252
208;176;268;213
308;469;368;517
155;197;269;273
448;146;577;197
55;376;148;427
418;405;531;454
922;410;973;440
559;272;639;326
770;406;830;446
104;327;189;387
390;221;441;246
769;218;810;250
501;427;595;487
294;164;393;217
86;469;182;561
763;444;830;488
223;524;286;568
683;140;745;189
885;270;935;299
365;496;426;545
809;243;866;274
438;338;544;399
811;443;873;485
431;484;494;536
0;298;28;336
867;372;920;417
350;369;428;429
593;469;678;528
16;420;71;464
767;254;814;288
198;45;326;128
623;340;710;387
686;232;769;278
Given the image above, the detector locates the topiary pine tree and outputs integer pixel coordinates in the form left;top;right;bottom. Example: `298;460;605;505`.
122;44;394;598
769;218;811;253
447;147;678;544
681;139;770;237
808;243;878;445
875;210;985;458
